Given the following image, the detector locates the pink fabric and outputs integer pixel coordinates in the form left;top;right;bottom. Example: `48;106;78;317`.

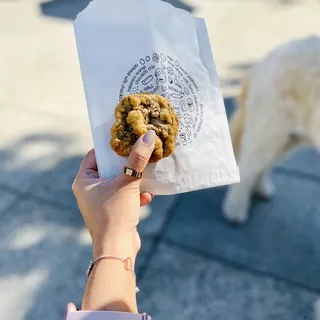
66;311;151;320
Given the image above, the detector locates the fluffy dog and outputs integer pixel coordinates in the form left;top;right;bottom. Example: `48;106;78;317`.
223;35;320;223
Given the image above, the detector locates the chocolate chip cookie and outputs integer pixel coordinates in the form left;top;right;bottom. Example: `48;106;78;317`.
110;93;179;162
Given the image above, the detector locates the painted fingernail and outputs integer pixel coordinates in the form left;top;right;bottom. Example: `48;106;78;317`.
142;130;156;145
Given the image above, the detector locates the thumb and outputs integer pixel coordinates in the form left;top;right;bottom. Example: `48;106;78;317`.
120;130;156;183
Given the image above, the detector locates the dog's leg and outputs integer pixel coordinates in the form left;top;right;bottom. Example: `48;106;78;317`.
253;173;275;200
253;132;310;199
223;136;290;223
223;152;275;224
222;100;294;223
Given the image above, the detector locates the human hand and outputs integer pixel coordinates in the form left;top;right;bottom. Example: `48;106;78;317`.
72;130;156;261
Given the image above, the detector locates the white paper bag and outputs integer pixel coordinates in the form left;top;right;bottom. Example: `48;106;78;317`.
74;0;239;195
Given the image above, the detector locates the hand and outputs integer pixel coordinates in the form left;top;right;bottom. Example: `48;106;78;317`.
72;130;156;260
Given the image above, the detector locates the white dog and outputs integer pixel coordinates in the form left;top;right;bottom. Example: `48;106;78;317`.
222;35;320;223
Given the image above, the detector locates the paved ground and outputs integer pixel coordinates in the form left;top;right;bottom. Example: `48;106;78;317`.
0;0;320;319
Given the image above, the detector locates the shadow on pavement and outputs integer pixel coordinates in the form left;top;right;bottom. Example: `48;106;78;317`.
0;133;177;319
40;0;194;20
40;0;93;20
162;0;194;12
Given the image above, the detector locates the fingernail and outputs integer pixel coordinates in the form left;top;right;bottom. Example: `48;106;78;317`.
142;130;156;145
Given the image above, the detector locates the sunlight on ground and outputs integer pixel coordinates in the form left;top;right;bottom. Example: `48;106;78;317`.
9;226;47;250
77;227;92;245
140;204;151;221
13;141;62;171
0;268;48;319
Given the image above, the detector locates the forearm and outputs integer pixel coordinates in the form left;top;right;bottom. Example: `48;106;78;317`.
82;236;138;313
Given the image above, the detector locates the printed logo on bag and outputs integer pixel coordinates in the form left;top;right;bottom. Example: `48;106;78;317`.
119;53;204;147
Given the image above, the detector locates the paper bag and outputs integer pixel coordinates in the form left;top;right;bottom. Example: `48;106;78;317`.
74;0;239;194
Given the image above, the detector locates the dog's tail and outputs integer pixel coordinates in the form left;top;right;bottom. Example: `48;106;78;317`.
229;73;251;156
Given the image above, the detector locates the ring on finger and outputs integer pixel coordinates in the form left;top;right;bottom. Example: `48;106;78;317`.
123;166;143;179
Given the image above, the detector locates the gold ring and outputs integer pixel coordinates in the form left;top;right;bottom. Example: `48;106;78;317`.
123;166;143;179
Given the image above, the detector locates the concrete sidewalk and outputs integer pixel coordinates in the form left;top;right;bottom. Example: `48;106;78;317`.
0;0;320;319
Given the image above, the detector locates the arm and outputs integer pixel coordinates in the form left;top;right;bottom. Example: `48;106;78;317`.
82;235;138;312
65;132;156;319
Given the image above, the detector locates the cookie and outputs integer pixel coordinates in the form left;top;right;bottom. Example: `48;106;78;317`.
110;93;179;162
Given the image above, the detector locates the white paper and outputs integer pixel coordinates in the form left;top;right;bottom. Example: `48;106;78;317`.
74;0;240;195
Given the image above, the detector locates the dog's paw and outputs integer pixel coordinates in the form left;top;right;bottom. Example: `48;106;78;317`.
254;175;275;200
222;198;249;224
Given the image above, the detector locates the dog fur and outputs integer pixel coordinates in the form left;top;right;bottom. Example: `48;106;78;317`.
222;35;320;223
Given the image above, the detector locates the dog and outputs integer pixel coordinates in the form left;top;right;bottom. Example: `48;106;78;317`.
222;35;320;223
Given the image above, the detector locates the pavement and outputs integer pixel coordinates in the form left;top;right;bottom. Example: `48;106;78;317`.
0;0;320;319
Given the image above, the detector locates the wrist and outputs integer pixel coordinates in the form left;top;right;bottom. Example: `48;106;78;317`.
92;233;137;261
